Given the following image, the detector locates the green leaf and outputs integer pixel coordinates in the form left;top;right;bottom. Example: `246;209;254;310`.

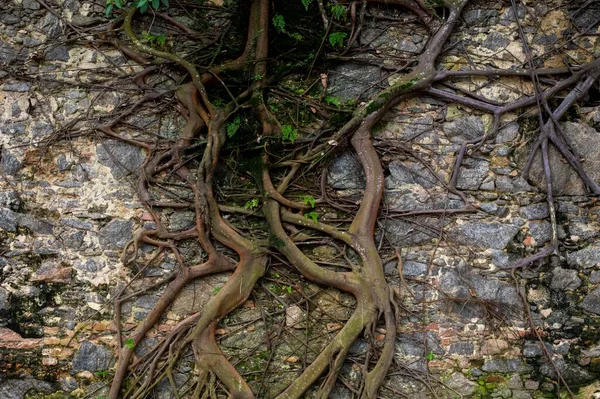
325;95;340;107
104;3;113;17
281;124;298;143
301;0;312;10
328;32;347;48
426;351;435;361
161;0;169;6
227;116;242;137
152;0;160;9
139;3;149;13
272;14;286;33
302;195;315;208
115;0;122;8
244;198;260;210
331;5;346;20
124;338;136;349
304;211;318;223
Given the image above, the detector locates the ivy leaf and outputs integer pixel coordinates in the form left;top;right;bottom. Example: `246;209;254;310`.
301;0;312;10
152;0;160;9
161;0;169;6
281;124;298;143
104;3;114;17
227;116;242;137
302;195;315;208
325;95;340;107
328;32;347;48
139;3;149;13
331;5;347;20
124;338;136;349
272;14;286;34
304;211;318;223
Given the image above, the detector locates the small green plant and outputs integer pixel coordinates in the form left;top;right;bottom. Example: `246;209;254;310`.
302;195;315;208
94;370;109;378
124;338;136;349
244;198;260;210
304;211;318;223
425;351;435;361
227;116;242;137
328;32;347;48
325;95;341;107
301;0;313;10
272;14;286;34
252;74;264;81
212;286;222;295
331;5;347;20
141;31;167;47
105;0;169;17
284;285;293;294
281;124;298;143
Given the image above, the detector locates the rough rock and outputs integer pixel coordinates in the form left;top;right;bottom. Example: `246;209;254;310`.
72;341;112;372
327;64;381;101
0;377;55;399
539;358;595;386
581;287;600;315
456;158;489;190
550;267;581;291
567;246;600;268
327;152;365;190
443;117;484;143
519;203;549;220
448;221;519;250
446;372;476;396
98;219;133;250
96;140;145;179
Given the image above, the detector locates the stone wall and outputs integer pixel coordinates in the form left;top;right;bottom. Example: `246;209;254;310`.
1;0;600;398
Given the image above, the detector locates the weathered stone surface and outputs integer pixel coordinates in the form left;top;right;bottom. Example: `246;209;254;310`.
481;359;532;373
0;377;55;399
0;149;22;176
539;358;595;386
581;287;600;315
98;219;133;250
456;158;489;190
401;261;427;276
482;32;509;51
385;218;446;247
327;64;381;101
448;221;519;250
446;372;476;396
72;341;111;372
96;140;145;179
567;246;600;268
529;220;551;244
285;305;306;329
327;152;365;190
0;207;18;232
550;267;581;291
525;122;600;195
519;203;549;220
443;117;484;143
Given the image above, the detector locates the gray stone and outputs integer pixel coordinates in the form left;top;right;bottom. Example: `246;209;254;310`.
61;218;93;230
23;0;40;9
482;32;509;51
327;64;381;101
456;158;489;190
37;12;62;37
443;117;484;143
0;208;18;232
581;287;600;315
551;267;581;291
0;378;55;399
18;214;54;235
45;45;70;62
72;341;112;372
0;123;26;135
507;374;524;389
32;122;53;138
495;122;519;143
76;258;104;273
529;220;551;244
522;341;550;358
567;246;600;268
590;270;600;284
481;359;532;373
469;276;521;307
0;288;9;313
569;221;599;241
98;219;133;250
386;161;437;189
448;342;474;355
539;358;595;386
525;122;600;195
401;261;427;276
96;140;145;180
169;211;195;230
448;222;519;250
1;81;31;92
490;249;523;269
463;9;498;25
327;152;365;190
1;149;22;176
446;373;476;395
385;218;446;247
0;43;18;63
519;203;549;220
495;176;535;192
